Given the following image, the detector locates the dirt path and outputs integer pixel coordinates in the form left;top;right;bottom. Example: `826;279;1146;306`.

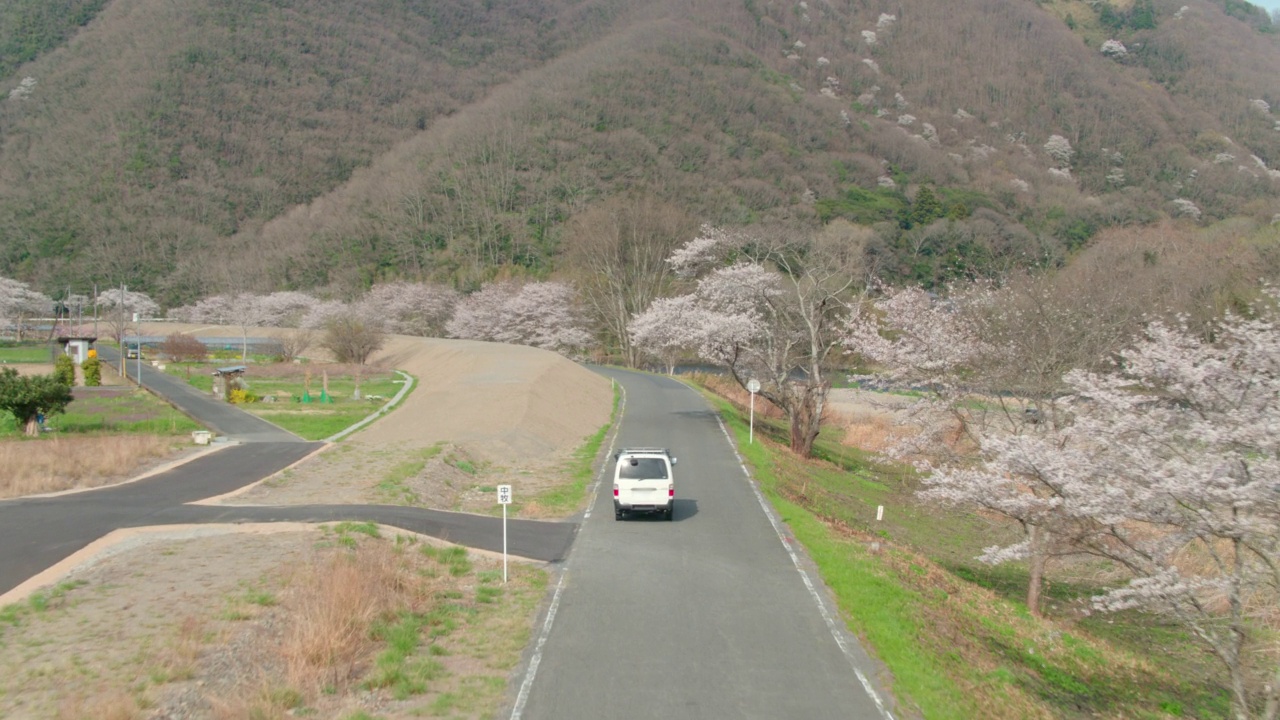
0;332;613;719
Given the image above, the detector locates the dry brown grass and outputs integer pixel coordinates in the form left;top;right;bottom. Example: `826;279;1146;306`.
840;413;899;453
204;537;443;717
54;686;142;720
0;435;181;498
151;615;206;684
280;541;425;691
209;681;306;720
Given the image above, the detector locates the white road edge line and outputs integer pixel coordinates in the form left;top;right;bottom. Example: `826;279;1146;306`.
715;415;896;720
509;378;626;719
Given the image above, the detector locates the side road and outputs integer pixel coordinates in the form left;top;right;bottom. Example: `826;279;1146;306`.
0;441;577;599
97;345;303;442
0;349;583;603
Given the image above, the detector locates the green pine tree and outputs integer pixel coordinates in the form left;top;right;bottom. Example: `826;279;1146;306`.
910;186;945;227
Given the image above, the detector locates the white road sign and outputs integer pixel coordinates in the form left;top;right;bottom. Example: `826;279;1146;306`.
498;484;512;505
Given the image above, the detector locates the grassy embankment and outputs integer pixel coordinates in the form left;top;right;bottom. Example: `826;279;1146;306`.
697;376;1230;720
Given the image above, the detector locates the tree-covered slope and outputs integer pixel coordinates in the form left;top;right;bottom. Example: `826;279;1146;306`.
0;0;1277;304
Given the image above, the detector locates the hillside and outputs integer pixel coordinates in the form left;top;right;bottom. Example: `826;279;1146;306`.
0;0;1278;304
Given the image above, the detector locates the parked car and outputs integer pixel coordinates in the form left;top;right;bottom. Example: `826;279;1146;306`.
613;447;677;521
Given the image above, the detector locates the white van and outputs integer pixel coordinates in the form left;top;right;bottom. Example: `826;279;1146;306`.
612;447;676;521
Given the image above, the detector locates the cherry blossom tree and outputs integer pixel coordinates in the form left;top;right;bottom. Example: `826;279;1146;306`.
356;281;458;337
844;280;1130;614
1066;311;1280;720
446;283;510;341
0;277;53;342
94;287;160;343
166;295;235;325
169;291;325;360
627;295;706;374
909;293;1280;717
255;291;323;328
1043;134;1075;169
848;272;1142;445
635;224;866;457
446;281;592;356
301;299;353;330
171;292;321;329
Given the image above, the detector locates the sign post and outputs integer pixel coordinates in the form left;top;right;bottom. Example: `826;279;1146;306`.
746;379;761;444
497;484;512;583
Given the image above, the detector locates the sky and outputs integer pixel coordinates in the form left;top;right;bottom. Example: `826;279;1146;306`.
1256;0;1280;14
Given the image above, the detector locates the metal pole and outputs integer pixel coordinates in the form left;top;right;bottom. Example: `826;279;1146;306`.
749;392;755;444
119;284;126;378
502;504;508;584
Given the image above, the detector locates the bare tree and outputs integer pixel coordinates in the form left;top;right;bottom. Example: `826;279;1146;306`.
272;328;316;363
561;194;697;366
320;313;387;365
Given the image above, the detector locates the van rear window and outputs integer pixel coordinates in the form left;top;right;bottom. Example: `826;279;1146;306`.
617;458;668;480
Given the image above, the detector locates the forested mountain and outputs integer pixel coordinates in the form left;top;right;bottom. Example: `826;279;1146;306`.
1;0;1278;306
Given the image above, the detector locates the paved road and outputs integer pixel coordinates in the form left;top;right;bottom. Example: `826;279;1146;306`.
0;350;579;598
511;369;894;720
98;344;303;442
0;439;576;596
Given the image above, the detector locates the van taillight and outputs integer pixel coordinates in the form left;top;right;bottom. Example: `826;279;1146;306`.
668;484;674;497
613;484;619;497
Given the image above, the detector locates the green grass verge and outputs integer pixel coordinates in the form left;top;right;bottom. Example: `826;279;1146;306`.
701;389;1233;719
520;379;621;516
377;444;445;505
0;579;89;629
716;396;977;718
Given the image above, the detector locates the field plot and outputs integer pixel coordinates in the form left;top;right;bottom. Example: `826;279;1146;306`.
0;385;203;498
164;361;405;441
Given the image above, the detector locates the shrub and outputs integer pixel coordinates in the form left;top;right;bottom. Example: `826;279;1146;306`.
161;333;208;362
81;356;101;386
814;186;907;224
53;354;75;386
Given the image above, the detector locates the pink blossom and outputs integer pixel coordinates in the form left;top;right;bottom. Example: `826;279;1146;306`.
447;281;591;356
356;282;459;337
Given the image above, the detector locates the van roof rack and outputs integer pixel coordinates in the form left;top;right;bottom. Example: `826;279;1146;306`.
615;447;671;457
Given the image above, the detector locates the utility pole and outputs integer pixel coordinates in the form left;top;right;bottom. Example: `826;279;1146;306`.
119;283;126;378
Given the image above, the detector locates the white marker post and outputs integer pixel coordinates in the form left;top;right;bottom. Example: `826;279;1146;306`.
497;484;512;583
746;379;761;444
